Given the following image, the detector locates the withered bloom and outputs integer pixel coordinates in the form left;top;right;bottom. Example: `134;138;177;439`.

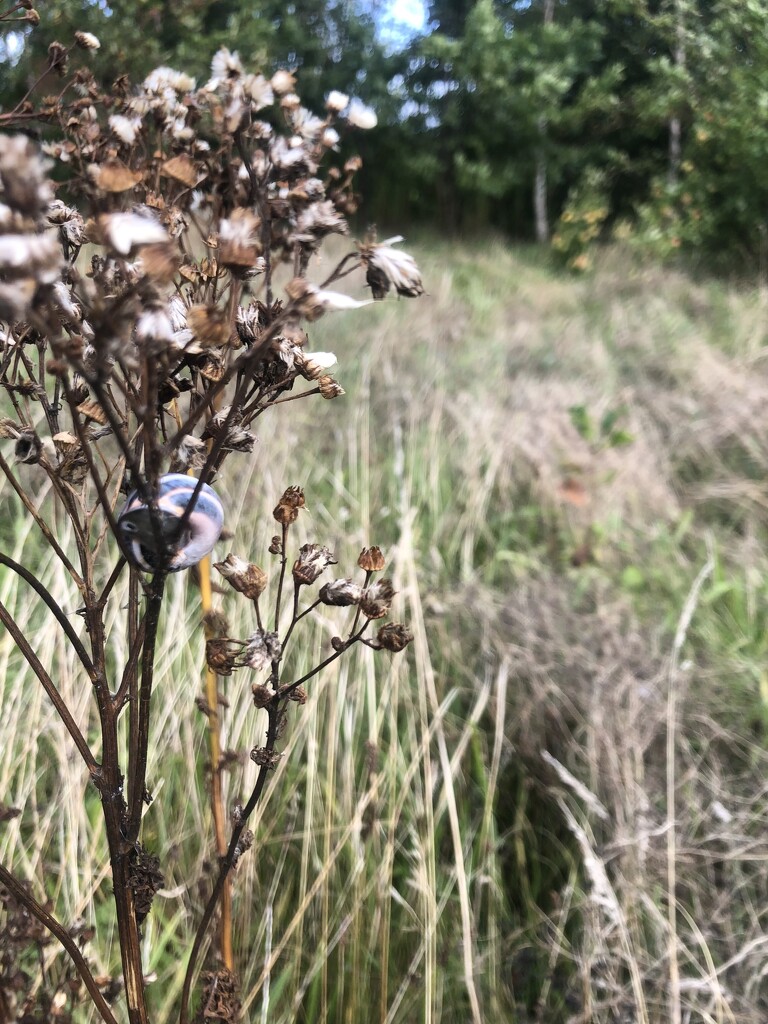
296;350;337;381
251;747;282;769
358;546;386;572
14;430;42;465
100;211;168;255
74;31;101;50
317;375;345;399
127;846;163;923
201;407;255;452
285;277;371;321
206;638;241;676
319;578;363;606
243;629;281;672
215;554;268;600
232;829;254;868
361;237;424;299
170;435;207;471
218;209;261;269
251;684;273;708
293;543;337;585
360;579;395;619
376;622;413;653
197;969;241;1024
273;485;305;525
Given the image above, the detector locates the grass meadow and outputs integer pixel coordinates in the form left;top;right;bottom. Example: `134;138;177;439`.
4;237;768;1022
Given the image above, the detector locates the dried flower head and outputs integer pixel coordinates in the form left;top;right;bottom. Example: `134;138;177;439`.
206;638;241;676
271;69;296;94
251;684;273;708
293;543;337;585
215;555;268;600
358;546;386;572
243;629;281;671
319;578;363;606
14;429;42;465
360;579;396;619
317;374;345;399
74;31;101;50
127;846;163;923
169;435;207;471
273;485;305;525
201;407;255;452
376;622;414;653
326;90;349;113
197;969;241;1023
361;236;424;299
285;278;372;321
218;209;262;269
100;211;168;254
296;350;337;380
346;100;377;130
1;134;54;218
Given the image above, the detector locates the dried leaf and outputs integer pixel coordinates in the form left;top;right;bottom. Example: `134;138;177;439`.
199;350;227;381
179;262;200;282
94;160;143;192
187;305;230;348
559;476;589;507
138;242;179;283
76;400;108;425
52;431;79;453
161;154;202;189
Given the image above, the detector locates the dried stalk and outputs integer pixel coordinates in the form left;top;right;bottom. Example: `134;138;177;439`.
0;36;421;1022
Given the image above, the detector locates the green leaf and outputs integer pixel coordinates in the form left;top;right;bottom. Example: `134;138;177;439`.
569;404;593;441
621;565;645;590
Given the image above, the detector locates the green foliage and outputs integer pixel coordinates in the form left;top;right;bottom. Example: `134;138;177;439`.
0;0;385;115
552;167;611;271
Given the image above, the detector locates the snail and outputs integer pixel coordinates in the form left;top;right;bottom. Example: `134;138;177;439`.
117;474;224;572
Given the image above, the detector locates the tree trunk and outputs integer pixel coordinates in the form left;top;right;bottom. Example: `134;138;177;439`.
668;0;686;187
534;0;555;243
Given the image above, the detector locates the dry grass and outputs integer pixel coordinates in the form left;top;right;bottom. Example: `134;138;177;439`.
4;238;768;1021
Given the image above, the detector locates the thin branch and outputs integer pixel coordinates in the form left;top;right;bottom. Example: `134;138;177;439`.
96;556;127;611
0;863;120;1024
0;552;96;681
63;375;125;548
0;449;82;586
277;622;370;700
114;612;146;712
273;523;289;630
165;310;295;452
0;599;97;770
179;705;279;1024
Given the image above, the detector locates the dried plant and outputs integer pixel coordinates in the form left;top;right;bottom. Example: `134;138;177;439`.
0;27;420;1024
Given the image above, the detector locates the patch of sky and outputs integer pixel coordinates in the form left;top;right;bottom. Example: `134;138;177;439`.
378;0;426;49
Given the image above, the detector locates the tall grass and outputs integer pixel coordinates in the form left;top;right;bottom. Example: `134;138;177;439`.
5;238;768;1021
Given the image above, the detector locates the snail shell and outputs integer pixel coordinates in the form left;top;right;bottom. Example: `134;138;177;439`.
117;473;224;572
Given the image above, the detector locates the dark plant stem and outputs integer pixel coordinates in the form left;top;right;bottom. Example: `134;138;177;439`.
0;449;82;584
277;623;369;699
0;598;96;769
274;523;289;629
0;552;96;680
83;579;151;1024
179;703;280;1024
126;571;167;844
0;863;120;1024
